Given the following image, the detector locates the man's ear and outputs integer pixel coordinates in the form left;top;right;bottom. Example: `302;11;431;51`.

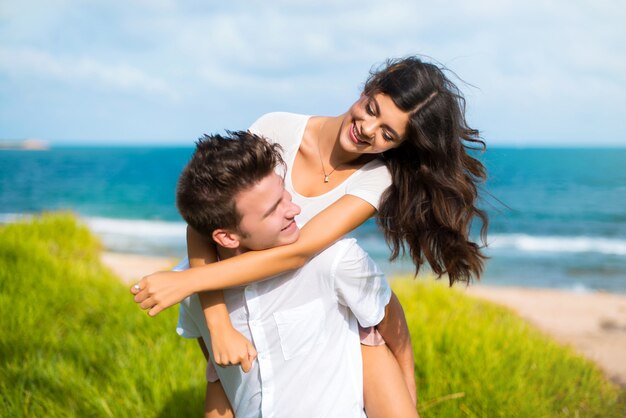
212;228;241;249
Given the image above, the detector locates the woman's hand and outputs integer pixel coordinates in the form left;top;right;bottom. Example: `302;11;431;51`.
210;324;258;372
131;270;193;316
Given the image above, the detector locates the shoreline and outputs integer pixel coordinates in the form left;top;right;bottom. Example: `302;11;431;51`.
103;251;626;388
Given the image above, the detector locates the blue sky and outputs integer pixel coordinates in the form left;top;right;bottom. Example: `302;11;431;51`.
1;0;625;146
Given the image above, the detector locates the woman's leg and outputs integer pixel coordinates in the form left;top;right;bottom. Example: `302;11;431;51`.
204;381;234;418
362;344;419;418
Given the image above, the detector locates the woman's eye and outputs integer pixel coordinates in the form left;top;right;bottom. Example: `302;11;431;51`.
382;131;394;142
366;103;375;116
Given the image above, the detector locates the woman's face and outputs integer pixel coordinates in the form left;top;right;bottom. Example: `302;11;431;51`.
339;93;410;155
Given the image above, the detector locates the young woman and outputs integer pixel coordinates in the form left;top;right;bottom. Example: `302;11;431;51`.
133;56;488;417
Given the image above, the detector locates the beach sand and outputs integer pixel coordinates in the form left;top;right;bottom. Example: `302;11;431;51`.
104;251;626;387
463;285;626;387
101;252;178;284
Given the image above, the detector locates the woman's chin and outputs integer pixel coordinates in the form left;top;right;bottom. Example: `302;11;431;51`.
339;133;365;155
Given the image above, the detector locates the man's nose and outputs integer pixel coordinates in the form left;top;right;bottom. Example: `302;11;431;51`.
286;201;301;219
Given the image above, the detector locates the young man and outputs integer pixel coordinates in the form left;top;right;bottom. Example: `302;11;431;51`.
174;131;413;417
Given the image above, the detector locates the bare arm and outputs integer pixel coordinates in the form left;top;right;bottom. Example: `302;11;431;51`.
189;227;257;371
133;195;376;316
376;292;417;405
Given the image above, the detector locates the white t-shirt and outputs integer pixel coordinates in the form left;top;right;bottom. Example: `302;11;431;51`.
249;112;392;226
177;239;392;418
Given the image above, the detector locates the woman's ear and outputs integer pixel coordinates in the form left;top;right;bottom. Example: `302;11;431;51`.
211;229;241;249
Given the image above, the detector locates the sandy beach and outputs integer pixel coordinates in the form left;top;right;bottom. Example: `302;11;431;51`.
463;285;626;387
105;251;626;388
101;252;179;284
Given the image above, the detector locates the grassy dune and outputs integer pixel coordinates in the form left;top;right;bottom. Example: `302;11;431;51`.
1;214;624;417
395;280;625;416
0;214;205;417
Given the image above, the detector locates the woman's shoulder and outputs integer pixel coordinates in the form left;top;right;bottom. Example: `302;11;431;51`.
352;158;390;179
343;159;392;210
249;112;311;150
248;112;310;134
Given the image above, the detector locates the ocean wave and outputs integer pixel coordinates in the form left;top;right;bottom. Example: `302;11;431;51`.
0;213;187;238
0;213;188;256
0;213;33;223
569;283;593;293
83;217;187;255
488;234;626;256
84;217;187;238
4;213;626;259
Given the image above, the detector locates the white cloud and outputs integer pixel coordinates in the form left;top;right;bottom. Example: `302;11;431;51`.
0;47;179;100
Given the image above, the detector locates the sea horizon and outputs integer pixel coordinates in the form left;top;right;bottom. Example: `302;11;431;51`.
2;146;625;293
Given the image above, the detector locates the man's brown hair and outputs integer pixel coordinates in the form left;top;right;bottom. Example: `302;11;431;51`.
176;131;284;237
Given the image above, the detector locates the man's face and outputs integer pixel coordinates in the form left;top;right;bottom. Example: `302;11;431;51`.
234;172;301;251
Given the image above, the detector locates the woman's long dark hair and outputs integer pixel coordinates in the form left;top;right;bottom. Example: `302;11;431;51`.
366;57;488;285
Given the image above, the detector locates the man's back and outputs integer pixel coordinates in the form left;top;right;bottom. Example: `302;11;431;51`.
178;238;391;418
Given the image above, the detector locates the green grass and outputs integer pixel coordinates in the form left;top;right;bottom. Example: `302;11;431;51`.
0;213;205;417
394;279;626;417
1;213;624;417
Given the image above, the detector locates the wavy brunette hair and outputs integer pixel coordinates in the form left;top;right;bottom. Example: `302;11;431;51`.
365;57;488;285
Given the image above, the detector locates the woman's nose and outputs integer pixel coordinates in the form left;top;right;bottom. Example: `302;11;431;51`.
361;120;376;139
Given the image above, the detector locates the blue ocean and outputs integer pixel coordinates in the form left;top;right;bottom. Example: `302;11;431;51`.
1;147;625;292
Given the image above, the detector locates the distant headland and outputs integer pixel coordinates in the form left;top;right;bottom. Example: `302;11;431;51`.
0;139;50;151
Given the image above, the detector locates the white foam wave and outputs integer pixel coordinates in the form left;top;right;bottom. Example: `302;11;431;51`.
0;213;188;255
84;217;187;238
4;213;625;258
488;234;626;256
0;213;187;239
83;217;187;253
569;283;592;294
0;213;33;223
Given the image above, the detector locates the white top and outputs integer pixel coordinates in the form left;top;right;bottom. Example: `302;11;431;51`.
249;112;392;226
177;239;392;418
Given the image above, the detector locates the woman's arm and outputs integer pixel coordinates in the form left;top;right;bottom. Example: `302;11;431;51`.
133;194;376;316
188;227;257;371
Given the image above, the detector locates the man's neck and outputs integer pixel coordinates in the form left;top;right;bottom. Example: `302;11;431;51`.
216;245;246;261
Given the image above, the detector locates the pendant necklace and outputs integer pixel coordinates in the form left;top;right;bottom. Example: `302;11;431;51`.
317;136;342;183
